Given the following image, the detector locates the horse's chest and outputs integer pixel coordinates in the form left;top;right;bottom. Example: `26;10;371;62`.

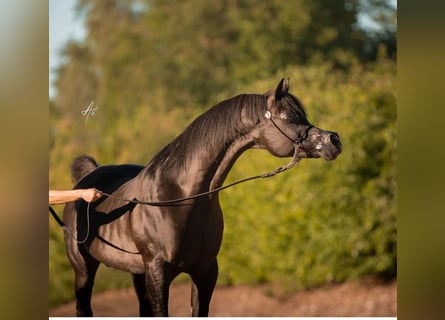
173;208;224;264
188;216;223;253
131;205;223;264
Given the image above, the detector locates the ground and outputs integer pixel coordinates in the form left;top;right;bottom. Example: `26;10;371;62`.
49;276;396;317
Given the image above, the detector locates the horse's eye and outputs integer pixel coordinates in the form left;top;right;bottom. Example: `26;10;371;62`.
280;113;288;120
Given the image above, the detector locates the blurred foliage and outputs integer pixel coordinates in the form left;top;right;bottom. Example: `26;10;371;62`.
49;0;396;307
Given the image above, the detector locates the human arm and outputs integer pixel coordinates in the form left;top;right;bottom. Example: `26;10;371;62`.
49;188;103;205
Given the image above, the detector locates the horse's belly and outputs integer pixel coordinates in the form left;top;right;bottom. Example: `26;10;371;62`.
89;220;145;273
89;238;145;274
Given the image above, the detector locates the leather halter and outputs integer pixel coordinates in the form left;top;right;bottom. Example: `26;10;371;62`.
264;110;313;147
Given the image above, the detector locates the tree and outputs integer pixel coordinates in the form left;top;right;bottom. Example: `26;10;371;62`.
54;0;396;115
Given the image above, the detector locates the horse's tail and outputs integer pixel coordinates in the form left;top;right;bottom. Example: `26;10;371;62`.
70;155;99;184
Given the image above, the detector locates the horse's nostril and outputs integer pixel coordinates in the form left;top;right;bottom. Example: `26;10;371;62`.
330;134;341;147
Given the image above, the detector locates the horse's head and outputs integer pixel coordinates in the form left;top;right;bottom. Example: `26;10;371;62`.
255;78;342;161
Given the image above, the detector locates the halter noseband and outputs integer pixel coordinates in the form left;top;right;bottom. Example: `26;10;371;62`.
264;110;313;147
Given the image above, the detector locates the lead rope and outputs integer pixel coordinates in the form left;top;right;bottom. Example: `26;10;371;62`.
49;202;91;244
101;111;309;206
49;145;301;255
50;110;310;253
100;143;301;206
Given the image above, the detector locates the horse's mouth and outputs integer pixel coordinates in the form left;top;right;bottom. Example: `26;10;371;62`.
320;144;343;161
318;138;342;161
321;152;339;161
297;148;341;161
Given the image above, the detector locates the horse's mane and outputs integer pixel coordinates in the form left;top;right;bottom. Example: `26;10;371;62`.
149;94;266;170
147;91;308;171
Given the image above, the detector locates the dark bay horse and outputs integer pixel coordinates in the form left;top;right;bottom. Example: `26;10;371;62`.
62;78;342;316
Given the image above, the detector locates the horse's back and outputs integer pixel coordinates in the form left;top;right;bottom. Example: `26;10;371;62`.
75;164;144;193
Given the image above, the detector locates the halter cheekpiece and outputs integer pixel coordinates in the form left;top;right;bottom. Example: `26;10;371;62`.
265;109;313;146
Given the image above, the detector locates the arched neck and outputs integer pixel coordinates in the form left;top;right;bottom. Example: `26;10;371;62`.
139;94;265;197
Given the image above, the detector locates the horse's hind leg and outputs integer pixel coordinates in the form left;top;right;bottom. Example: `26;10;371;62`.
72;256;100;317
132;273;152;316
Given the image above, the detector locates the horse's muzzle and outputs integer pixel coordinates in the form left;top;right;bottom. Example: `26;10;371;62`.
322;131;342;160
299;129;342;161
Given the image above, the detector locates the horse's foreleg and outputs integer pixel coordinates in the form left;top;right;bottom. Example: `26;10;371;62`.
132;273;152;316
144;255;172;317
73;257;100;317
190;259;218;317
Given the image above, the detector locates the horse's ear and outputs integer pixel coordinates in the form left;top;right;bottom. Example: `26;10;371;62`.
274;77;290;100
